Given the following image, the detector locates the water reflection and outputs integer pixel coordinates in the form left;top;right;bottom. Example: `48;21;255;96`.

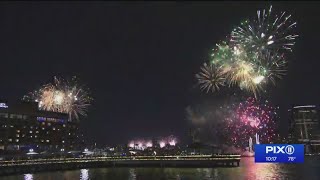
128;168;136;180
80;169;89;180
244;158;281;179
203;168;213;179
23;174;33;180
5;157;320;180
163;168;181;180
241;157;298;179
213;168;218;179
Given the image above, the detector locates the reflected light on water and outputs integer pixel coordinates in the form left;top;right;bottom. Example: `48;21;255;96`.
24;174;33;180
80;169;89;180
129;168;136;180
244;158;284;179
10;157;319;180
203;169;212;179
213;168;218;179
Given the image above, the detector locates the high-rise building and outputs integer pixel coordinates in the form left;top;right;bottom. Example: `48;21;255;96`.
0;101;85;152
288;105;320;153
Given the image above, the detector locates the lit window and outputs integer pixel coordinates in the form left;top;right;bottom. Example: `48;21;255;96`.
30;136;33;138
10;125;14;128
53;127;56;130
30;126;33;129
29;131;33;133
16;134;19;137
22;134;25;137
46;140;50;142
35;135;37;138
48;123;51;126
42;127;45;130
42;122;45;125
10;114;23;119
36;131;39;133
62;140;65;143
41;140;44;142
37;117;46;121
69;133;71;135
8;139;12;142
15;139;19;142
0;113;8;118
63;124;66;127
16;130;20;133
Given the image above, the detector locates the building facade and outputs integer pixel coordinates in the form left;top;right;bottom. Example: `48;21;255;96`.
0;101;84;152
288;105;320;153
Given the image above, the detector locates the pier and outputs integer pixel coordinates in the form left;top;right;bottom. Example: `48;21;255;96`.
0;155;240;176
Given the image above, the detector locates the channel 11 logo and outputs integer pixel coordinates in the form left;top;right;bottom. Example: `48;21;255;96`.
255;144;304;163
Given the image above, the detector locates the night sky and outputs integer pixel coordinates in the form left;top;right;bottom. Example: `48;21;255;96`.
0;2;319;145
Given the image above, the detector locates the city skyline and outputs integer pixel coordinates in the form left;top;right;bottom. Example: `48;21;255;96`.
0;2;319;145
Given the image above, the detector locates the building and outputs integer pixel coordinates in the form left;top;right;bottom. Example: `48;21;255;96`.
0;101;84;152
288;105;320;153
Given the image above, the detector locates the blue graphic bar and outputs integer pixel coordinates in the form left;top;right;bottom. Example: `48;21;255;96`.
255;144;304;163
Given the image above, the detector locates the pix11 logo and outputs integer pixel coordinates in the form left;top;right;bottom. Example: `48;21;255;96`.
254;144;304;163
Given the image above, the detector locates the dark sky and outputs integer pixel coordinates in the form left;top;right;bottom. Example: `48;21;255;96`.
0;2;319;145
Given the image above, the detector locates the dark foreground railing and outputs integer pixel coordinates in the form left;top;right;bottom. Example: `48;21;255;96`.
0;155;241;176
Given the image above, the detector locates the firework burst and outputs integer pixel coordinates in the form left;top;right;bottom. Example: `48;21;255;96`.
259;51;287;85
225;97;278;149
231;5;298;53
210;42;234;65
186;95;279;148
25;76;92;121
196;63;226;93
196;5;297;97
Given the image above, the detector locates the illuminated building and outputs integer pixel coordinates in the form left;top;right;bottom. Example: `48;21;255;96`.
0;101;84;151
288;105;320;153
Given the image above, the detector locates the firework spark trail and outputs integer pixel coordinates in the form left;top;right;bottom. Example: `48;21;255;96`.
231;5;298;53
196;63;226;93
25;76;92;121
259;51;287;85
196;5;297;97
186;96;279;149
225;97;278;149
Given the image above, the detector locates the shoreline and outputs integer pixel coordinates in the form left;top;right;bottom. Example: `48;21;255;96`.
0;155;241;176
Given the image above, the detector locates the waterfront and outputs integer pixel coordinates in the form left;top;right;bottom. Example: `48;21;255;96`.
2;156;320;180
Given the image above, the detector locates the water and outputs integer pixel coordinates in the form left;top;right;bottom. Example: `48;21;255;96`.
2;157;320;180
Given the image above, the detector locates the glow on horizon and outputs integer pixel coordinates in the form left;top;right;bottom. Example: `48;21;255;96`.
128;143;134;148
146;142;153;147
169;140;176;146
159;141;166;148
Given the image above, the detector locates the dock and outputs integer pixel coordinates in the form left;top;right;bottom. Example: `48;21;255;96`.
0;155;240;176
